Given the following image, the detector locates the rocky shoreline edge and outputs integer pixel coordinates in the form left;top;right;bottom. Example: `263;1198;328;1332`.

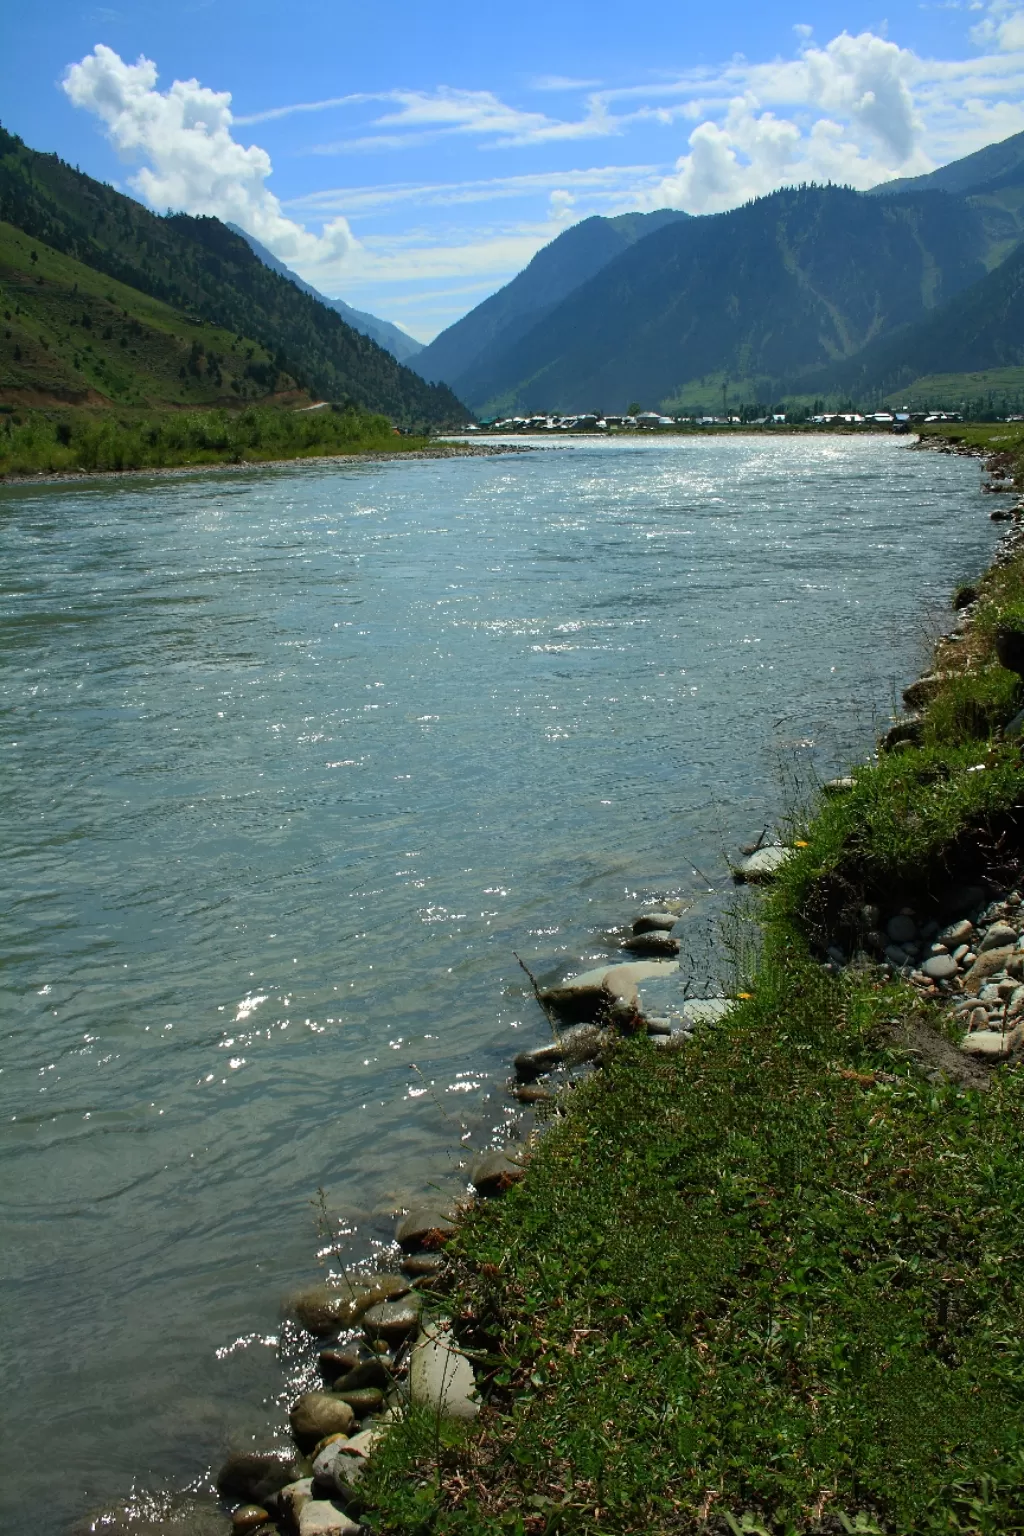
82;429;1024;1536
0;441;535;489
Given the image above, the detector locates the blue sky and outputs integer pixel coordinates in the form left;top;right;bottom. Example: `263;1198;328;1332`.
5;1;1024;340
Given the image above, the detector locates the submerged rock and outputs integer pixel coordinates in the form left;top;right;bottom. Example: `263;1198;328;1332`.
631;912;678;934
621;930;680;957
402;1251;445;1277
539;960;677;1017
362;1292;424;1341
514;1024;606;1079
217;1450;305;1504
290;1273;407;1336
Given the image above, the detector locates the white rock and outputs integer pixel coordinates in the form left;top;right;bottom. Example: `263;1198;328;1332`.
960;1029;1020;1057
681;998;735;1027
541;959;678;1011
298;1499;362;1535
409;1321;480;1420
737;845;795;882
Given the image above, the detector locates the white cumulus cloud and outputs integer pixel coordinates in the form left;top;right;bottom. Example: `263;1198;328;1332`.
62;45;357;272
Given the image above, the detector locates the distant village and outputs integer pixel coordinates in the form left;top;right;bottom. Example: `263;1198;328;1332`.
466;408;966;433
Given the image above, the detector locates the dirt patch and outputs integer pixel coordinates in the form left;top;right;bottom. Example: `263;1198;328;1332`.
884;1012;993;1090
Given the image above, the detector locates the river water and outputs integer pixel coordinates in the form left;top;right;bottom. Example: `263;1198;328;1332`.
0;434;994;1532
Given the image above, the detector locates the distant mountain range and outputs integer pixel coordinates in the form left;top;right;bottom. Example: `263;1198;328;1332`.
225;225;424;365
417;129;1024;415
0;124;462;426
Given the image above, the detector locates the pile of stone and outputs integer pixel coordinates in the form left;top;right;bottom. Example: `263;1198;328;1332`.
825;894;1024;1062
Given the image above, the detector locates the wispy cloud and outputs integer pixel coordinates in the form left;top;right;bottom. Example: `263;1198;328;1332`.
285;165;659;216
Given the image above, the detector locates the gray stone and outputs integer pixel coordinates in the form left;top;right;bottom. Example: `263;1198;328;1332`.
469;1146;527;1194
980;922;1018;952
291;1274;408;1337
881;716;923;751
345;1427;386;1458
632;912;678;934
964;947;1016;994
401;1251;444;1278
298;1500;362;1536
603;961;679;1009
960;1027;1023;1058
621;930;680;957
409;1321;480;1420
217;1451;305;1504
319;1342;376;1376
395;1205;457;1250
884;945;910;968
681;998;734;1027
736;845;795;883
953;944;971;963
979;984;1003;1004
289;1394;357;1446
278;1479;315;1524
333;1357;390;1392
886;914;917;944
312;1442;348;1490
362;1293;424;1341
921;953;958;981
902;674;945;709
968;1006;990;1031
335;1387;385;1415
514;1024;605;1080
823;776;857;795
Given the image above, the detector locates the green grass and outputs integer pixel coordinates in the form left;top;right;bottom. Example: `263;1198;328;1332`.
884;370;1024;413
358;428;1024;1535
0;404;425;475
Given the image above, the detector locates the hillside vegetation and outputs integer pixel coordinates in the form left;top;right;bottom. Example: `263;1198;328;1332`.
0;124;464;428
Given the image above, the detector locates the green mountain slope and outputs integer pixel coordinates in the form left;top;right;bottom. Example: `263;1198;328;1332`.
0;124;463;428
452;186;989;415
414;209;689;389
225;224;424;365
868;128;1024;198
801;240;1024;404
0;219;291;406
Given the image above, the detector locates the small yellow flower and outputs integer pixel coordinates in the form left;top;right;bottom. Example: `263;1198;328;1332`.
794;839;809;848
737;992;753;1000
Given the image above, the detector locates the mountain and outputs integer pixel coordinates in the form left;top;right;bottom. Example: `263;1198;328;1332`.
0;217;289;406
868;129;1024;199
800;238;1024;404
449;185;990;416
225;224;423;365
414;208;690;389
0;124;463;428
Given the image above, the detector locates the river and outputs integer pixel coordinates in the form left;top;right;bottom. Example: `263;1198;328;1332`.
0;433;994;1532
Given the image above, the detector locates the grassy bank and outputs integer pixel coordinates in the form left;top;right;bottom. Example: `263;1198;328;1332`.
0;404;427;476
359;434;1024;1534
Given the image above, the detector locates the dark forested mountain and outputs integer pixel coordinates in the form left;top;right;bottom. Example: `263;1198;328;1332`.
868;129;1024;199
803;239;1024;402
0;125;463;427
225;224;424;365
451;185;990;415
414;208;689;388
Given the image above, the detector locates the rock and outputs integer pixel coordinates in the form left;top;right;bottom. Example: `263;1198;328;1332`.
681;998;734;1027
290;1273;407;1336
621;931;680;957
469;1146;527;1194
512;1084;555;1105
881;716;923;751
298;1500;362;1536
952;943;971;964
290;1393;357;1447
995;625;1024;675
217;1451;305;1505
278;1480;315;1524
980;922;1018;952
232;1508;271;1535
886;914;917;944
344;1427;386;1458
960;1027;1023;1058
540;959;678;1018
964;946;1016;994
902;674;945;709
409;1321;480;1420
823;776;857;795
395;1204;457;1250
645;1016;673;1035
401;1251;445;1278
735;845;795;883
921;953;958;981
335;1387;385;1415
324;1445;369;1506
953;585;978;610
362;1293;424;1341
632;912;678;934
333;1357;391;1392
312;1442;348;1490
968;1006;989;1031
513;1024;606;1080
602;961;679;1009
319;1342;377;1377
884;945;910;968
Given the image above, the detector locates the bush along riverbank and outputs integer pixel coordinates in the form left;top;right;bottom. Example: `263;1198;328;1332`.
90;428;1024;1536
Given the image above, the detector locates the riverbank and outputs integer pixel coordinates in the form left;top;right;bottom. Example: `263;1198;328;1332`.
344;430;1024;1534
